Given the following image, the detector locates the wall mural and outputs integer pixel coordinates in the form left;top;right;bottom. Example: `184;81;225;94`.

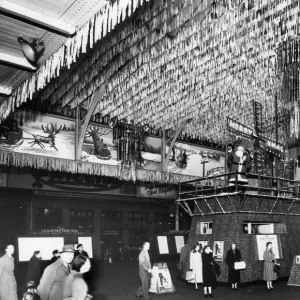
2;111;224;178
0;112;75;159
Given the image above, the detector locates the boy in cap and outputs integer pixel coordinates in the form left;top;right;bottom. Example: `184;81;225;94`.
37;245;75;300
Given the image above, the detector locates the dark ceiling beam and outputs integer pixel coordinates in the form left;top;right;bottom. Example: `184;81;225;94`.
0;0;76;35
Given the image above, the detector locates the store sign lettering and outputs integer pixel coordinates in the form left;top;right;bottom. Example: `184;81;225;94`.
31;228;87;235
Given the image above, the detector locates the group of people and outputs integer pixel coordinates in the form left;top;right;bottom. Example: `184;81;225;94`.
0;243;91;300
179;241;279;296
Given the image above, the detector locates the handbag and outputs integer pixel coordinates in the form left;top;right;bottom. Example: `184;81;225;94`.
185;270;195;281
274;263;280;273
234;261;246;270
213;261;221;277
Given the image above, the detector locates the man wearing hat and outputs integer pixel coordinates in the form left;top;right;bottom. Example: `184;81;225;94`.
37;245;75;300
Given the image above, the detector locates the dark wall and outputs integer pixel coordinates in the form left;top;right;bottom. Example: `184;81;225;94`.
185;195;300;283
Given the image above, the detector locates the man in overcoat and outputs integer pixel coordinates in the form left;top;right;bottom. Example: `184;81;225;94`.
37;244;75;300
0;244;18;300
27;250;41;288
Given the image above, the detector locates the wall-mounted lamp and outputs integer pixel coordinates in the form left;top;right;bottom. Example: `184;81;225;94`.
17;37;45;66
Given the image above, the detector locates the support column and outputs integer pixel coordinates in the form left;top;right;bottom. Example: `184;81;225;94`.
93;209;101;260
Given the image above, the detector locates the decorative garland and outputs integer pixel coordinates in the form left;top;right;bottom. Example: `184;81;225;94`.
1;0;299;147
0;0;149;121
0;150;198;184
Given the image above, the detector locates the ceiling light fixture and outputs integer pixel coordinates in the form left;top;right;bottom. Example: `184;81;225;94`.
17;37;45;67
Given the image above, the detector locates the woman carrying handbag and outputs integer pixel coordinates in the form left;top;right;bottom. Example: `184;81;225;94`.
188;244;203;290
225;243;243;290
202;246;216;298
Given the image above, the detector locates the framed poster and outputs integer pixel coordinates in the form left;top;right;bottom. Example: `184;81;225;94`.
255;235;283;260
18;237;64;261
213;241;224;261
174;236;185;254
197;241;208;252
157;236;169;254
196;221;213;234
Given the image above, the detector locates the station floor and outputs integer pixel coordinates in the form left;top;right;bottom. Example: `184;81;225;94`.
18;259;300;300
89;260;300;300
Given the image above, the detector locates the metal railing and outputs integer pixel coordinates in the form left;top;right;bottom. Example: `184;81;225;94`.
178;172;300;201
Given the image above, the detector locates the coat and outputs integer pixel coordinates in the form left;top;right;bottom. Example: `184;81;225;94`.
189;251;203;283
225;249;242;283
0;253;18;300
263;249;277;281
27;255;41;287
62;271;88;300
37;258;71;300
74;250;89;258
202;252;216;288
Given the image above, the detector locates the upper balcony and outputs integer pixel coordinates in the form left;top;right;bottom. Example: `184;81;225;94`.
177;172;300;217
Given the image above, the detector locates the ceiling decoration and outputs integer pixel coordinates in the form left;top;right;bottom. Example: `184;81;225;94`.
0;0;141;101
0;0;298;147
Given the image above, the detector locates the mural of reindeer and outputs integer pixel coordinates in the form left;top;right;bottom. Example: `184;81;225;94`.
28;123;62;151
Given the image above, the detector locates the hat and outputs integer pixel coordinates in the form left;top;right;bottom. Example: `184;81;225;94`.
60;244;75;253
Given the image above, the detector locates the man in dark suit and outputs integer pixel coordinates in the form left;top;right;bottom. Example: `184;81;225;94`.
27;251;41;288
49;250;60;265
75;244;89;257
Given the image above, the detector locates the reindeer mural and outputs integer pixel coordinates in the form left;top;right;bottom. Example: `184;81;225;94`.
85;125;111;155
28;123;62;151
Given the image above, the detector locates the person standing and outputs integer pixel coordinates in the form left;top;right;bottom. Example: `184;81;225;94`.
50;250;60;264
135;242;152;300
27;251;41;288
202;246;216;298
263;242;277;290
189;244;203;290
37;244;75;300
75;244;89;258
225;243;242;290
62;255;92;300
0;244;18;300
177;243;188;280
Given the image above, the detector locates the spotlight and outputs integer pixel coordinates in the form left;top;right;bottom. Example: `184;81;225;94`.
17;37;45;66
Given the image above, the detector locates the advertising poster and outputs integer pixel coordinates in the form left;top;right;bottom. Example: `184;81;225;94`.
174;236;185;254
157;236;169;254
213;241;224;261
255;235;282;260
149;262;175;294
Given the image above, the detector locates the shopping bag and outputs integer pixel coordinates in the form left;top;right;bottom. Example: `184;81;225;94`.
185;270;195;281
234;261;246;270
274;263;280;273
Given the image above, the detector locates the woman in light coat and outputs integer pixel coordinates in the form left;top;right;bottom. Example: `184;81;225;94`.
62;255;92;300
189;243;203;290
263;242;277;290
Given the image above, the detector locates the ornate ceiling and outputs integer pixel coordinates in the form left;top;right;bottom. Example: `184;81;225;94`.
0;0;297;145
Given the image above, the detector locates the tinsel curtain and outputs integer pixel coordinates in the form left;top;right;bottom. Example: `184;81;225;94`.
0;151;197;184
0;0;299;146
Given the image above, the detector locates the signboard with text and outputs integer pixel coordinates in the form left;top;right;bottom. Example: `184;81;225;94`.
137;183;177;199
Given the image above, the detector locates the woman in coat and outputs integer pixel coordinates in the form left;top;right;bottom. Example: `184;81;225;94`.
202;245;216;298
62;255;92;300
27;251;41;288
0;245;18;300
189;243;203;290
225;243;242;290
263;242;277;290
